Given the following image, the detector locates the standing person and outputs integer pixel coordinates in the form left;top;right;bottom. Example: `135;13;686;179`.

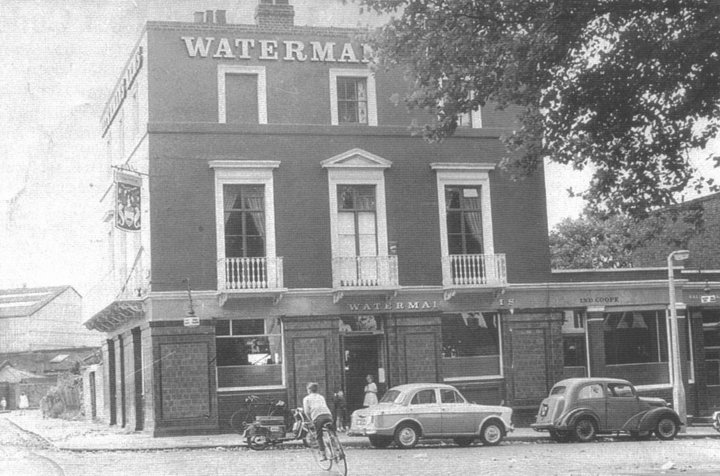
0;397;6;412
332;389;348;431
18;392;29;415
363;374;378;407
303;382;334;460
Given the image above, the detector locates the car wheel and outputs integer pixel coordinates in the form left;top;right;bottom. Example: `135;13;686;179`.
630;430;652;441
655;417;679;441
394;423;420;449
549;429;572;443
368;435;393;448
572;417;597;443
454;437;474;447
480;421;505;446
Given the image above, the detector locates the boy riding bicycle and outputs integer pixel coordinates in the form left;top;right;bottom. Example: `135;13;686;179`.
302;382;335;460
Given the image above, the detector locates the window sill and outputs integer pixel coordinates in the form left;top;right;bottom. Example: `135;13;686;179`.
217;385;286;393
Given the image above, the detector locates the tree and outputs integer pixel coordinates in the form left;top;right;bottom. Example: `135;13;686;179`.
549;205;703;269
355;0;720;217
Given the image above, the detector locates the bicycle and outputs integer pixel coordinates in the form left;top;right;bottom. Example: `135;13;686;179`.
305;421;348;476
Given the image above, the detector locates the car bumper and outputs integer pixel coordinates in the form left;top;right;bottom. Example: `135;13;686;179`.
530;423;559;432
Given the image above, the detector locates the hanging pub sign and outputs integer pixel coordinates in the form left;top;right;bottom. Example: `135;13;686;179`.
115;171;141;232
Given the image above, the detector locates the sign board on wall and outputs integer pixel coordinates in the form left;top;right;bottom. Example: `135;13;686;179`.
184;317;200;327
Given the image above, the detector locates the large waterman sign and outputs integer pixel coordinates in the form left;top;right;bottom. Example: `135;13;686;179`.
181;36;372;63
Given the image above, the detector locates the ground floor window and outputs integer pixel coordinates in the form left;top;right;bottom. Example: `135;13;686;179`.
603;309;670;386
604;310;668;365
215;317;283;389
562;310;587;377
441;312;501;380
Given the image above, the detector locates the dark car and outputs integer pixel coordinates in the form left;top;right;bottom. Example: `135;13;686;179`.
531;378;682;442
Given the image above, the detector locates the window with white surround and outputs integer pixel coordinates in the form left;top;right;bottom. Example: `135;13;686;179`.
431;163;498;288
217;65;267;124
329;69;377;126
210;160;280;291
322;149;393;290
215;317;284;390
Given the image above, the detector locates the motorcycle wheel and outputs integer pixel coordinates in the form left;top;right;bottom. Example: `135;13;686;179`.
247;433;271;450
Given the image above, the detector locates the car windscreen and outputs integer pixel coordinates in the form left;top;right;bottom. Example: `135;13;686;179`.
550;386;566;396
379;390;402;404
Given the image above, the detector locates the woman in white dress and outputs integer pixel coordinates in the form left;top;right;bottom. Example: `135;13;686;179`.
363;374;378;407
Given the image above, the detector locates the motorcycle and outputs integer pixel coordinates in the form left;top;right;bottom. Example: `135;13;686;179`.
240;403;315;450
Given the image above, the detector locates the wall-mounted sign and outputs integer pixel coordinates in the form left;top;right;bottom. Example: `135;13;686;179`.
702;295;718;303
580;296;620;304
181;36;371;63
114;171;141;232
346;300;439;312
184;317;200;327
101;46;143;136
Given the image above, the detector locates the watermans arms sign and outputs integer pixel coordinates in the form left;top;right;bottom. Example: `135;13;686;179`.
181;37;371;63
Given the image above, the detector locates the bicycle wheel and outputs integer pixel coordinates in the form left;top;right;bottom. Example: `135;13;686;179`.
308;431;331;471
328;430;347;476
230;408;254;433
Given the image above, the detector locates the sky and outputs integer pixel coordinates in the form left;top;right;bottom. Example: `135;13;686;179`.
1;0;719;293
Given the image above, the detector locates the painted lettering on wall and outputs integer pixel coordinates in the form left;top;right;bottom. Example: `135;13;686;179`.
347;301;439;312
579;296;620;304
181;37;372;63
101;46;143;136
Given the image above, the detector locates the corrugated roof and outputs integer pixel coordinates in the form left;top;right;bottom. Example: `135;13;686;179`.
0;286;78;318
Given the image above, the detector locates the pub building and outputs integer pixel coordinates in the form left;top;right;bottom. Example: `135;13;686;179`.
84;1;718;436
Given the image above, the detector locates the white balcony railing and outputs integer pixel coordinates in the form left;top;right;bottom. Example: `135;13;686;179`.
332;255;399;289
219;256;284;291
442;253;507;287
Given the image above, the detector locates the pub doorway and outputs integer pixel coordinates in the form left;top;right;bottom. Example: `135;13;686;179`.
341;334;382;413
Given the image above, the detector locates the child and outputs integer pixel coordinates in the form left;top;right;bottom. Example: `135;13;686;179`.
332;390;348;431
363;374;378;407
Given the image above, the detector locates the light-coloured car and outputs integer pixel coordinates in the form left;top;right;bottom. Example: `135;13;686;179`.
531;378;682;442
348;383;513;449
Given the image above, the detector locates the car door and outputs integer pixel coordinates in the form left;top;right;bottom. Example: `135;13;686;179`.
605;382;642;430
576;383;607;430
440;388;478;435
408;388;442;436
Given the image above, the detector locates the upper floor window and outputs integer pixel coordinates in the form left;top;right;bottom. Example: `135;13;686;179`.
338;185;377;257
322;149;393;291
330;69;377;126
432;163;500;290
223;184;265;258
218;65;267;124
337;77;368;124
210;160;280;291
445;186;483;255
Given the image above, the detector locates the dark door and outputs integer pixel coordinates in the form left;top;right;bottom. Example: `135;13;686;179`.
89;371;97;419
342;335;380;413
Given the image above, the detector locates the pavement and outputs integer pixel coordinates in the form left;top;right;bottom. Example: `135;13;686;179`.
3;410;719;452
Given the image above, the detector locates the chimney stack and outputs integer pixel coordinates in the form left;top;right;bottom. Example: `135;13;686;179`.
255;0;294;29
193;10;228;24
